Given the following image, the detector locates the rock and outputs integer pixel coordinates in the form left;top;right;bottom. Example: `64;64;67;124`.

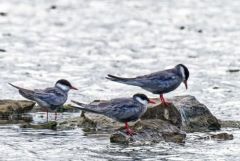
227;69;240;73
0;12;7;16
110;120;186;145
179;26;185;30
50;5;57;9
0;49;6;52
142;95;221;132
219;120;240;128
171;95;220;132
0;100;35;120
58;112;121;131
58;95;220;144
20;121;57;130
203;132;233;141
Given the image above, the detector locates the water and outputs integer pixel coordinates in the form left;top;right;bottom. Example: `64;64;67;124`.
0;0;240;160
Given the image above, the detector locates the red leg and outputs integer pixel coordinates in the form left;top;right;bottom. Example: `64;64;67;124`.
160;94;171;106
124;122;135;136
46;109;48;122
55;112;57;121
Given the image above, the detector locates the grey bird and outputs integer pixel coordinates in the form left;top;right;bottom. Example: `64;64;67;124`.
106;64;189;106
71;93;155;135
9;79;78;121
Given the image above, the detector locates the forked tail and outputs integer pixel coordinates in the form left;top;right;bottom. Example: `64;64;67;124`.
106;74;140;86
71;100;102;114
8;83;35;100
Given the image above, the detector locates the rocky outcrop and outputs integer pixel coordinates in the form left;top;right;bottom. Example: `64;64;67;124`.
58;95;222;144
0;100;35;120
142;95;221;132
110;120;186;145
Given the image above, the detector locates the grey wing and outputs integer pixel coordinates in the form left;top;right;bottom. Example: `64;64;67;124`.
34;88;67;106
135;70;181;92
103;99;140;121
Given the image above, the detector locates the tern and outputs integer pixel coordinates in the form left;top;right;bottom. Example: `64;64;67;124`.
71;93;155;135
106;64;189;106
9;79;78;121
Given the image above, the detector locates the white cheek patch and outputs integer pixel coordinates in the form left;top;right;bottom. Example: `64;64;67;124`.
56;83;70;91
180;66;185;80
136;97;148;105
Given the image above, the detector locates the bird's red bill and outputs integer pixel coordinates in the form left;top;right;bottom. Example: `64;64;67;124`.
149;100;156;104
71;86;78;90
184;80;188;89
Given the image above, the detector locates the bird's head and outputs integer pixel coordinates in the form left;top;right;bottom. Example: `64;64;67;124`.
175;64;189;89
55;79;78;92
133;93;156;105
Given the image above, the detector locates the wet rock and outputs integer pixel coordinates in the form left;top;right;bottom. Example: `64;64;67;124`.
203;132;233;141
0;120;29;124
179;26;185;30
0;12;7;16
213;86;219;89
219;120;240;128
188;55;198;58
58;95;220;144
58;112;120;131
20;121;57;130
0;49;6;52
142;95;220;132
170;95;220;132
50;5;57;9
0;100;35;119
2;33;11;37
198;29;203;33
227;69;240;73
110;120;186;145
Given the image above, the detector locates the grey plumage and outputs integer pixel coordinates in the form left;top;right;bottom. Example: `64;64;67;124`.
9;79;77;111
106;64;189;94
71;94;151;123
106;64;189;106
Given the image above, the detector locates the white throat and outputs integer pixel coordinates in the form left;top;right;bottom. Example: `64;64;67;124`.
180;66;186;80
56;83;70;92
136;97;148;105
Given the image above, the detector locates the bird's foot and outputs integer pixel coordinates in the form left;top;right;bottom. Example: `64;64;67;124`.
159;95;171;107
160;101;172;107
125;128;136;136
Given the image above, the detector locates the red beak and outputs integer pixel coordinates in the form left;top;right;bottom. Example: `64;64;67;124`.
184;80;188;90
70;86;78;90
148;100;156;104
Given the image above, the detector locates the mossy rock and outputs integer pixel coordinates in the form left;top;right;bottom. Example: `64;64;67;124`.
20;121;57;130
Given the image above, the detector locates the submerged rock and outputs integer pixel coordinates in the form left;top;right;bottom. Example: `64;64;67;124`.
0;100;35;120
202;132;233;141
20;121;57;130
219;120;240;129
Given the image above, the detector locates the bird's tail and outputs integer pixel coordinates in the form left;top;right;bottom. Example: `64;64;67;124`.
106;74;140;86
8;83;35;100
71;100;102;114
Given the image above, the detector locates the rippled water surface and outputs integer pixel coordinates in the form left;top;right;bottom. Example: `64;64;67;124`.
0;0;240;160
